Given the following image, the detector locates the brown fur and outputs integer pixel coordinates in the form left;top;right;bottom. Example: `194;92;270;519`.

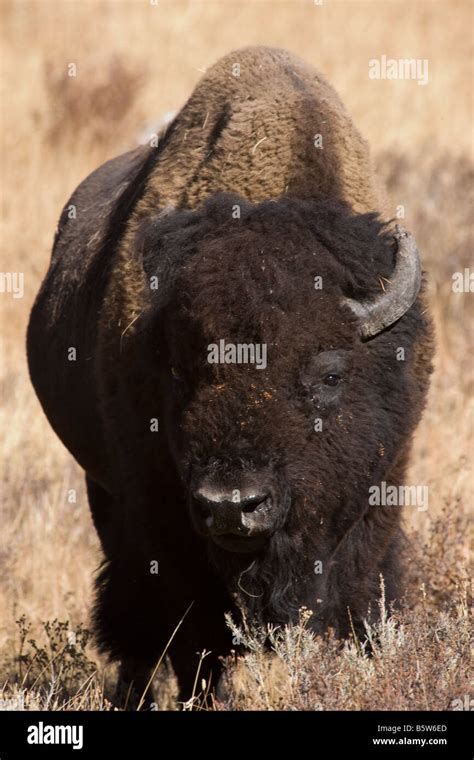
99;46;386;387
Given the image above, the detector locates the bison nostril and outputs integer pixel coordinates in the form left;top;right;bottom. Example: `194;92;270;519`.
240;493;270;513
191;486;273;536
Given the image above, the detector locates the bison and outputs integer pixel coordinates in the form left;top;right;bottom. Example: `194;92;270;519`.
27;46;434;705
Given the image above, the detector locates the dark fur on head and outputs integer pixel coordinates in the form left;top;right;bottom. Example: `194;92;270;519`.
132;192;431;636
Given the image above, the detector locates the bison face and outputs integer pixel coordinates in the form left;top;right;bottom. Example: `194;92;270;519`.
137;194;423;556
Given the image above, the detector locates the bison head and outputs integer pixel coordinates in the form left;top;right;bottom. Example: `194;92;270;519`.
135;193;426;619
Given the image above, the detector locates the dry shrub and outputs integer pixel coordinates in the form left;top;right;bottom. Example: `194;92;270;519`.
406;499;470;611
218;579;470;711
0;617;111;711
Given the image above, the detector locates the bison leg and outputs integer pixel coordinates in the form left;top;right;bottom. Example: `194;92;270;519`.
114;658;156;710
170;647;223;707
167;606;231;708
86;479;159;709
88;481;233;708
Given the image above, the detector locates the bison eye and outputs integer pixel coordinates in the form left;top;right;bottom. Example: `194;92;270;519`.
323;373;341;387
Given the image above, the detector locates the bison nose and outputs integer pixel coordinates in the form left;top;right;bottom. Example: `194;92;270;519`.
191;486;274;537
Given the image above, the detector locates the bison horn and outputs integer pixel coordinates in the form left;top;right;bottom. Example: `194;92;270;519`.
343;225;422;340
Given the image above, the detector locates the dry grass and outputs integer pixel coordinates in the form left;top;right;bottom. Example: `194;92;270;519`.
220;582;470;711
0;0;472;711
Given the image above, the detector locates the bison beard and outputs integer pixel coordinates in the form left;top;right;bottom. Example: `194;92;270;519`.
26;46;434;706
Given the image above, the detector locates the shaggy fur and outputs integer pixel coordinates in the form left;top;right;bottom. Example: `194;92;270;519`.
27;46;434;703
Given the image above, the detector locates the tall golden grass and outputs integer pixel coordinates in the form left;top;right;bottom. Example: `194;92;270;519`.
0;0;472;710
